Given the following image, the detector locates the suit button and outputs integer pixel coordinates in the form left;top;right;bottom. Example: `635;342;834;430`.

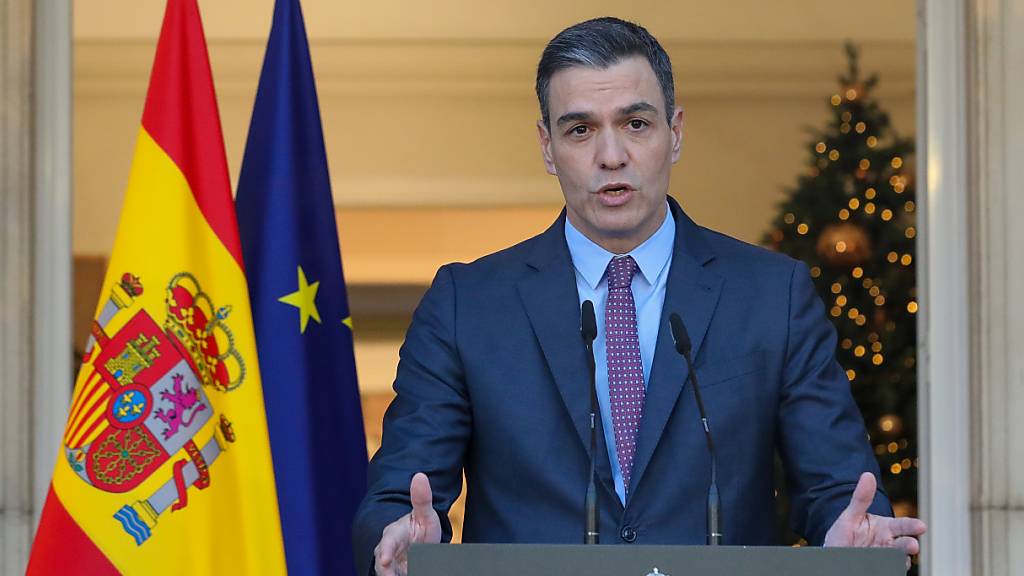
620;526;637;543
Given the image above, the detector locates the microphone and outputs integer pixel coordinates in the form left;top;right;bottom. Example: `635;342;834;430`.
669;313;722;546
581;300;597;343
580;300;599;544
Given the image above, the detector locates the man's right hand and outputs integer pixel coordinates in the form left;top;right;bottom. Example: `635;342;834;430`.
373;472;442;576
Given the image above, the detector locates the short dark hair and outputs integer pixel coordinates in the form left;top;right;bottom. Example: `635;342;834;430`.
535;17;675;129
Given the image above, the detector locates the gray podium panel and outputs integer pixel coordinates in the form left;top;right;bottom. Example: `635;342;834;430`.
409;543;905;576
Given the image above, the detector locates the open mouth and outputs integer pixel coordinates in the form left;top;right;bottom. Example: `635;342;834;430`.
595;183;635;206
597;183;634;196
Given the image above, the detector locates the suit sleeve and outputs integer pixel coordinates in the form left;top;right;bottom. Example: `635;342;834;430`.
352;265;470;575
776;260;892;545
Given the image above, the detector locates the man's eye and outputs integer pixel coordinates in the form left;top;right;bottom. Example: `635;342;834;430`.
570;125;589;136
628;119;647;130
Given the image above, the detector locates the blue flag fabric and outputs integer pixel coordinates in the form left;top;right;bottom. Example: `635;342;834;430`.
236;1;367;574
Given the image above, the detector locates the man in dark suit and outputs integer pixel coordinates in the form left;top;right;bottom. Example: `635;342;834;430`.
353;17;926;576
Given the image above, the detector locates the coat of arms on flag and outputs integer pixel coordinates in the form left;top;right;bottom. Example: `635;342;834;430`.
63;272;244;545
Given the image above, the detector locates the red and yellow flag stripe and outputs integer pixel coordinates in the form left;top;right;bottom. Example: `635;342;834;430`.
28;2;286;574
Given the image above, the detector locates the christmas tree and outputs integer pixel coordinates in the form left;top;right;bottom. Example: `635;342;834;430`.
764;45;918;517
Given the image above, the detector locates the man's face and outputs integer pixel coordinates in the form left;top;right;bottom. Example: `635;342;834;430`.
538;56;683;254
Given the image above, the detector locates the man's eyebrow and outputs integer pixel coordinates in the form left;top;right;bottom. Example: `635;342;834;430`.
555;102;660;126
619;101;659;116
555;111;593;126
555;102;660;127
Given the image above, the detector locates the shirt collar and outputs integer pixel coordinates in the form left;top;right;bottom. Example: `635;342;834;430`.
564;202;675;290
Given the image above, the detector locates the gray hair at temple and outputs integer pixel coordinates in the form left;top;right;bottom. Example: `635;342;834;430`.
535;17;676;129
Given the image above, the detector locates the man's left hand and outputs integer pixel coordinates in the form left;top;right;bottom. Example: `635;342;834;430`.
824;472;927;568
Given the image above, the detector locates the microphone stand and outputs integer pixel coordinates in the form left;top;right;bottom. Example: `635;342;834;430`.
581;300;599;544
669;313;722;545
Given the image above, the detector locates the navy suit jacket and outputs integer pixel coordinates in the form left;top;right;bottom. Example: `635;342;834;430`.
352;197;889;575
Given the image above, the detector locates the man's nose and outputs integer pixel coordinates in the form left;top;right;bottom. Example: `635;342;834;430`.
595;131;628;170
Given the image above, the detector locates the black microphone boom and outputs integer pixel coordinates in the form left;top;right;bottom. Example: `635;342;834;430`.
580;300;599;544
668;312;722;546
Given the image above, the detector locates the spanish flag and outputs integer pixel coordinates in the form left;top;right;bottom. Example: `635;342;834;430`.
27;1;286;573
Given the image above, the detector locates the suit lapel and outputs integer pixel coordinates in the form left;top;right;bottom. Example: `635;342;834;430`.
516;212;625;510
627;199;723;499
516;213;592;454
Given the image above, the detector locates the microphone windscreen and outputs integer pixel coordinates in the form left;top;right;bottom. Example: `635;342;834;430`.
581;300;597;342
669;313;692;355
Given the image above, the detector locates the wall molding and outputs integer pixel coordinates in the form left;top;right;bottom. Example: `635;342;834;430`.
1;0;36;571
75;38;916;101
918;0;973;574
968;0;1024;574
32;0;72;535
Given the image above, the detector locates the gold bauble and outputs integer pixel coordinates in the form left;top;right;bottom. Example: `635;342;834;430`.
816;222;872;267
842;83;867;102
878;414;903;436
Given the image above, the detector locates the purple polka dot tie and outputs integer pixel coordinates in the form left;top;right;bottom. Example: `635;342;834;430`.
605;255;645;497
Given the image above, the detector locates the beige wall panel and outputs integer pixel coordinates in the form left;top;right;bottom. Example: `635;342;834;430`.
352;339;403;395
678;96;916;246
75;0;915;43
336;207;561;285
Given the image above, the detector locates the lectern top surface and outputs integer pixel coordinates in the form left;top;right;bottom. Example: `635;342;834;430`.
409;543;905;576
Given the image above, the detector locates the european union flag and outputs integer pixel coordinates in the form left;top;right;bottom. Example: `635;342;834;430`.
236;1;367;574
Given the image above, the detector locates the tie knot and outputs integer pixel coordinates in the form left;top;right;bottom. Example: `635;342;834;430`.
607;255;638;289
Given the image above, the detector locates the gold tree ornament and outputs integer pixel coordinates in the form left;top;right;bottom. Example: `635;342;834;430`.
843;83;866;102
879;414;903;436
816;222;872;267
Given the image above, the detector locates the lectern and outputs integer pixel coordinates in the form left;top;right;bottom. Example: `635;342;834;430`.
409;543;905;575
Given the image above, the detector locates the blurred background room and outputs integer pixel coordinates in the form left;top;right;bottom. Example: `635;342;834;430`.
4;0;1022;574
71;0;919;544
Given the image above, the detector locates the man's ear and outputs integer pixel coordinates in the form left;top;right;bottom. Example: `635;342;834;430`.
537;120;557;175
670;106;684;163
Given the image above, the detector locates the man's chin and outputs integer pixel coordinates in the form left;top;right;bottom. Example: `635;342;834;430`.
593;211;652;235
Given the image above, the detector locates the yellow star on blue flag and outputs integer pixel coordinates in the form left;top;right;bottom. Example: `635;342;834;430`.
278;266;321;333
